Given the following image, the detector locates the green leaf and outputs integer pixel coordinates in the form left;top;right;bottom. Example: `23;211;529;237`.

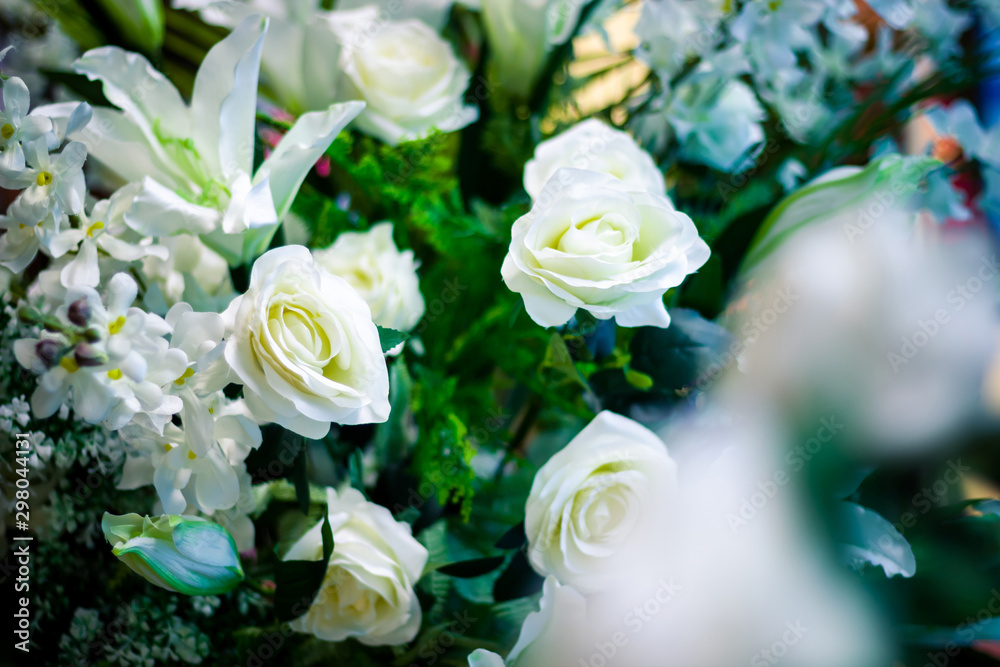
837;501;916;578
274;512;335;621
94;0;164;51
373;362;415;467
742;155;940;271
377;326;410;353
629;308;733;396
437;556;507;579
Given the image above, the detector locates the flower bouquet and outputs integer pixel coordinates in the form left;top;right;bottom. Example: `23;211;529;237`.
2;0;1000;665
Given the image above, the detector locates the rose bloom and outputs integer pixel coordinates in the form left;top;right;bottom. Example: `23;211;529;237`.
525;411;677;593
523;119;666;200
312;222;425;336
502;169;709;328
285;487;428;646
337;14;478;145
223;245;390;438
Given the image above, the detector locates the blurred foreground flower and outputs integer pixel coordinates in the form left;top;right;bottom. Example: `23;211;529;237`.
101;512;244;595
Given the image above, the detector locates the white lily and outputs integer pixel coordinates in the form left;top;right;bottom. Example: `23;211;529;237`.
34;15;364;265
480;0;584;100
172;0;352;116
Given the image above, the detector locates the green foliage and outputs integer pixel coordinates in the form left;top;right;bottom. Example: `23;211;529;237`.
410;367;478;521
273;513;334;622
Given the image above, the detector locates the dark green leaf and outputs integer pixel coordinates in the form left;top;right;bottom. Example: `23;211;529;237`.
437;556;506;579
377;326;410;353
495;522;526;550
493;550;543;602
274;512;335;621
630;308;733;395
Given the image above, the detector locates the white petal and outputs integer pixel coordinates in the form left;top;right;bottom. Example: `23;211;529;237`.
614;298;672;328
73;46;191;150
256;101;364;219
190;14;267;178
126;176;221;236
60;239;101;288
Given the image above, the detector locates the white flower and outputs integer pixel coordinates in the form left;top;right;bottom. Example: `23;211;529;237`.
13;273;184;427
33;16;364;264
223;245;390;438
335;0;457;31
668;78;765;172
525;411;677;593
118;394;261;514
312;222;425;336
0;76;53;182
506;577;588;666
56;182;170;289
336;10;477;145
635;0;728;79
731;0;825;75
480;0;583;100
502;169;709;328
284;487;428;646
0;208;67;273
141;234;233;307
7;138;87;223
524;119;665;200
172;0;350;115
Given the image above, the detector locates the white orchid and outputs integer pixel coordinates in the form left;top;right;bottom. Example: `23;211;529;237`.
34;15;364;265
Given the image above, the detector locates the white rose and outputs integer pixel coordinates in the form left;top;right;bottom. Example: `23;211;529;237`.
502;169;710;328
337;13;478;145
523;119;666;200
223;246;390;438
312;222;425;336
525;411;677;593
285;487;428;646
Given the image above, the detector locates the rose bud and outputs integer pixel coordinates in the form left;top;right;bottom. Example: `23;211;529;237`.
102;513;244;595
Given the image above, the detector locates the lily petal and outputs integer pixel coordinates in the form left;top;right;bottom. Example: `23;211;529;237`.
190;14;268;179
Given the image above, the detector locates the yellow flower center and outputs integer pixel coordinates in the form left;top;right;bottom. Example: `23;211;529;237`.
108;315;126;334
187;451;197;460
174;367;195;386
60;357;79;373
86;221;104;237
164;443;173;452
18;223;26;230
767;0;782;9
36;171;53;187
1;123;14;140
108;369;123;380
